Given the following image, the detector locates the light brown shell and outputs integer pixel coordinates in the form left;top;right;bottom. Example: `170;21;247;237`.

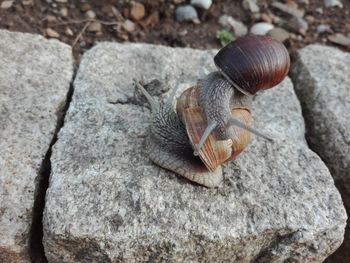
176;84;252;172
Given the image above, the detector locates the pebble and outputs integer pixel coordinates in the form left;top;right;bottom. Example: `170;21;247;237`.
55;0;67;2
316;24;332;34
242;0;260;13
130;2;145;21
328;33;350;47
324;0;343;8
22;0;33;5
140;11;159;28
44;15;57;23
218;15;247;37
175;5;198;23
59;7;68;17
87;22;102;32
1;0;14;9
65;27;74;36
122;19;136;33
267;27;290;42
260;13;273;23
272;2;304;18
45;28;60;38
316;7;323;13
190;0;212;10
80;3;91;12
85;10;96;19
250;22;274;35
305;15;315;23
286;16;308;35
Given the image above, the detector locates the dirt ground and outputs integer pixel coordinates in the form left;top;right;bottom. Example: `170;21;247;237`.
0;0;349;61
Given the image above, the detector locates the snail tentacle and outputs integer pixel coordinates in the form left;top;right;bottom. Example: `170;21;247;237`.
134;79;159;113
227;117;273;142
165;78;182;107
193;120;217;156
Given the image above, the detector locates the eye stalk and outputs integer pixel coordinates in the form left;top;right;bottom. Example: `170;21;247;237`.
214;35;290;95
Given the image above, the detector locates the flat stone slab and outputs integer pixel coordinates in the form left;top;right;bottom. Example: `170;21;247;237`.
290;44;350;262
43;43;346;262
0;30;73;262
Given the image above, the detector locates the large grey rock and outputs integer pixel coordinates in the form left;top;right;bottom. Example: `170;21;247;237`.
290;44;350;263
0;30;73;262
43;43;346;262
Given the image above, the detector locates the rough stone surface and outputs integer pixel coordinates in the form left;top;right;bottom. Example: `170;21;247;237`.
43;43;346;262
0;30;73;262
290;44;350;263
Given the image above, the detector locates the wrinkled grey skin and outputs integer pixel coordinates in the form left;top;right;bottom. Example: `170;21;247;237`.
199;71;252;140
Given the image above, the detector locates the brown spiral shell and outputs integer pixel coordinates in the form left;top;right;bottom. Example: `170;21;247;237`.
176;84;252;172
214;35;290;95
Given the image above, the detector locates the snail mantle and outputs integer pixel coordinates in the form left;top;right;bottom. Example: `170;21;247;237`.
43;42;346;262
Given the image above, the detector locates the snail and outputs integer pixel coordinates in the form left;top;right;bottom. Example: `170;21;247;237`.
134;35;290;188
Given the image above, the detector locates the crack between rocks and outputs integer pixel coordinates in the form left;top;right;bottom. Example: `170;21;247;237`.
288;54;315;149
29;68;77;263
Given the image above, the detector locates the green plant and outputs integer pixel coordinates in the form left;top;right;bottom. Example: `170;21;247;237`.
216;30;235;46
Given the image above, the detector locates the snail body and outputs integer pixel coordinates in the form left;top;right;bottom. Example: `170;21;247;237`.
135;35;290;188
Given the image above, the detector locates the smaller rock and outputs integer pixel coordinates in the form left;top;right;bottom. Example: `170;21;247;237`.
59;7;68;17
55;0;67;2
175;5;198;23
250;22;274;35
87;22;102;32
45;28;60;38
285;17;308;35
218;15;247;37
45;15;57;23
267;27;290;42
316;7;323;13
324;0;343;8
304;15;315;23
80;3;91;12
85;10;96;19
272;2;304;18
122;19;136;32
328;33;350;48
190;0;212;9
65;27;74;36
316;24;332;34
22;0;33;5
140;11;159;28
242;0;259;13
130;2;145;21
260;13;273;23
271;14;283;24
1;0;14;9
178;29;188;36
